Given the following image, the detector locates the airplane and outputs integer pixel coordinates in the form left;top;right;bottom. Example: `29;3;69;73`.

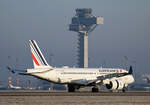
8;73;22;90
8;84;22;90
8;40;135;92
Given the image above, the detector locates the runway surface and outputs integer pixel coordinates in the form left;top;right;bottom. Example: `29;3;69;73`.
0;91;150;105
0;90;150;96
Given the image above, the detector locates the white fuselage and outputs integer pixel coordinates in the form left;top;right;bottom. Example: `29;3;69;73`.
27;67;134;86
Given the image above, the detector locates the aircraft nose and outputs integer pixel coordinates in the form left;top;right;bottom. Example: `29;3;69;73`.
131;75;135;83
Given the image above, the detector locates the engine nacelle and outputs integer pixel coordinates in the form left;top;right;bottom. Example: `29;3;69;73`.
106;80;124;90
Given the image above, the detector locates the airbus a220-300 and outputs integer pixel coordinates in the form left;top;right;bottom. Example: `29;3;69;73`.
8;40;134;92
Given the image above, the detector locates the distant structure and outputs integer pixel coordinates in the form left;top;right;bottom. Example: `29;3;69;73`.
69;8;103;68
142;74;150;84
8;71;21;89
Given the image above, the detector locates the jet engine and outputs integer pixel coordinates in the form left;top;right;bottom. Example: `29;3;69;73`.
106;80;124;90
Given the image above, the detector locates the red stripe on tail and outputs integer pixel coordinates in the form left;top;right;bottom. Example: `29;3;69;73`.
32;53;40;66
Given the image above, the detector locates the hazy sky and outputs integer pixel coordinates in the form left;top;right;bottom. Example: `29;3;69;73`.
0;0;150;84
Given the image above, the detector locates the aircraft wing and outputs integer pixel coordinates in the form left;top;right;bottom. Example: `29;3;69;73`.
69;73;129;86
80;72;131;86
96;66;133;81
97;72;129;80
70;77;98;85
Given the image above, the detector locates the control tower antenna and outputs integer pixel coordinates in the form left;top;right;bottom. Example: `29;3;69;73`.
69;8;103;68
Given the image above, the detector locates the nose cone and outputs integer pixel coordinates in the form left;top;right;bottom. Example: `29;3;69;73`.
124;75;135;84
132;75;135;83
130;75;135;84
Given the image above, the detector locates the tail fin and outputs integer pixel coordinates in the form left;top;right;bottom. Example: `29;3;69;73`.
29;40;51;68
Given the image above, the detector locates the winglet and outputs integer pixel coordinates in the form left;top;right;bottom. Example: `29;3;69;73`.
129;66;133;74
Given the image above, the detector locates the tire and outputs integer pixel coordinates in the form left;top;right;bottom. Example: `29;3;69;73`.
92;87;99;92
68;84;75;92
122;88;126;92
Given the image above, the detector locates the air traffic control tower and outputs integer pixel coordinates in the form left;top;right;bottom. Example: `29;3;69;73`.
69;8;103;68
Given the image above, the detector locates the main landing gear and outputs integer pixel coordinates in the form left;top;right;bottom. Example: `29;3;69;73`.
67;85;99;92
68;84;75;92
92;87;99;92
122;88;126;92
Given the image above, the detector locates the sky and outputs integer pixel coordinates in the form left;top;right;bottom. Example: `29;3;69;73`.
0;0;150;85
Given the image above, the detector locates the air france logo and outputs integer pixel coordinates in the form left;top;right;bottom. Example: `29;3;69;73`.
99;69;119;73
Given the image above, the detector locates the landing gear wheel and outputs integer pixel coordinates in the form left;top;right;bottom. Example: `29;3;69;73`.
122;88;126;93
68;84;75;92
92;87;99;92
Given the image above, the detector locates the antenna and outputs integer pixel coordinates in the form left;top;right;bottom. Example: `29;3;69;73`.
15;58;19;87
124;56;128;70
8;56;12;88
